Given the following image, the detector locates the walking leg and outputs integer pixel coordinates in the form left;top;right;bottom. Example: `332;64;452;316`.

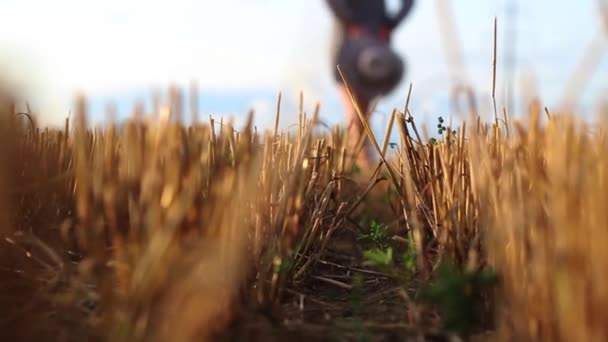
338;86;373;169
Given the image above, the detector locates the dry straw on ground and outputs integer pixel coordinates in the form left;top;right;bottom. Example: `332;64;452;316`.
1;71;608;342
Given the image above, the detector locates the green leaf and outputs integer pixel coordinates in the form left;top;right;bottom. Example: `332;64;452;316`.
407;231;415;251
274;257;292;274
363;247;393;267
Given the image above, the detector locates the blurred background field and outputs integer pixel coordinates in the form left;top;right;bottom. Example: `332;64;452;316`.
1;0;606;130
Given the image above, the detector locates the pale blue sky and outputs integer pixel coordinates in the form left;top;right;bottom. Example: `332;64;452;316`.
0;0;606;129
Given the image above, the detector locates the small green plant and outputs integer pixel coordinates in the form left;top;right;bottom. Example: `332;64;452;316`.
363;247;393;267
437;116;446;135
357;219;390;249
401;231;417;275
274;256;291;274
418;259;499;337
434;116;457;142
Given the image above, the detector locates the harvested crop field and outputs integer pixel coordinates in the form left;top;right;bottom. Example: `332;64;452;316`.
2;71;608;342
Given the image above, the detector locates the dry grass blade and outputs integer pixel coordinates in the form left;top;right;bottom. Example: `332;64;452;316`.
274;91;282;136
336;65;404;200
381;109;397;158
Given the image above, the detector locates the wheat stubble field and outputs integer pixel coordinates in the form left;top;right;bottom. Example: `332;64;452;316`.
1;4;608;337
1;66;608;342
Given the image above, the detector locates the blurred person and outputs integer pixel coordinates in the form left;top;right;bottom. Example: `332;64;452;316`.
326;0;414;168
